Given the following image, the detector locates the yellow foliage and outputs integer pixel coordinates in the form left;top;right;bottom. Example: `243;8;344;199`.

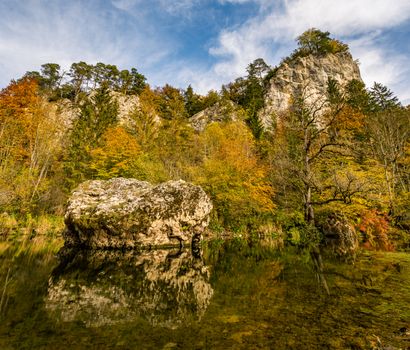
0;78;63;212
90;126;141;178
192;121;275;228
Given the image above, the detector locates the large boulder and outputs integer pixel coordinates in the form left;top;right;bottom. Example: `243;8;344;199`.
63;178;213;249
320;212;358;255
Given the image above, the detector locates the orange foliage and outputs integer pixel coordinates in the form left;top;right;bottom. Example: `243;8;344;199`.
0;78;42;163
356;209;392;251
90;126;141;178
335;105;365;133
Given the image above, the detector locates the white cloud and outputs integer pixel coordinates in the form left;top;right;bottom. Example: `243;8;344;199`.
158;0;200;16
111;0;139;11
0;1;171;86
0;0;409;103
112;0;200;17
0;2;118;83
205;0;410;101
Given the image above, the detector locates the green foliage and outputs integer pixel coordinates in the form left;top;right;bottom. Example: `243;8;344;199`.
3;47;409;252
277;29;349;68
276;211;321;248
222;58;269;139
157;84;187;120
24;61;146;102
369;82;401;112
365;95;409;215
345;79;371;112
64;86;119;188
296;28;349;56
184;85;203;117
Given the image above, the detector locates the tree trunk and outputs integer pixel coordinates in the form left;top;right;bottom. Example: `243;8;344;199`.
305;185;315;224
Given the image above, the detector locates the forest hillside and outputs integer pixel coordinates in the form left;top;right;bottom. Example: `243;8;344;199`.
0;29;409;251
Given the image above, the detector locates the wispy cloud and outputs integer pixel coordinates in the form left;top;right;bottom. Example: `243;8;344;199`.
205;0;410;101
0;0;170;85
0;0;409;103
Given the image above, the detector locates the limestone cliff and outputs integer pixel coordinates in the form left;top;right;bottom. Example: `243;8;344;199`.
190;100;245;132
53;91;140;130
260;51;363;126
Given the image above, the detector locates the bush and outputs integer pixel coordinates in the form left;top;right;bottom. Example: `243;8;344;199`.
356;209;392;250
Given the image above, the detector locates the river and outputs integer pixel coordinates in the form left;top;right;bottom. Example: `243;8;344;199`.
0;239;409;349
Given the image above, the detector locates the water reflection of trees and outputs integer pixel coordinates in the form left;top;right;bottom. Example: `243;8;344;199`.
46;248;213;329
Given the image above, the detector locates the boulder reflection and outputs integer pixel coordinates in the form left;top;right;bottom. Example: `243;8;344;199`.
46;247;213;329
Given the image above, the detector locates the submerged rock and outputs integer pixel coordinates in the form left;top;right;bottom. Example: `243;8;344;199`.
63;178;213;249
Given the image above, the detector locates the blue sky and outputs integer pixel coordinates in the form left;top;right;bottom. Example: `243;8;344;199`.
0;0;409;104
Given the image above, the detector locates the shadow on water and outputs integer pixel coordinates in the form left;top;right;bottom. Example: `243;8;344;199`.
0;238;410;349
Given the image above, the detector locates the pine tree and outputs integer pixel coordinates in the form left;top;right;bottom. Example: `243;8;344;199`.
64;87;119;189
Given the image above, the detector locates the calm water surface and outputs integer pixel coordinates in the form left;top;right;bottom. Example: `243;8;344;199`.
0;239;409;349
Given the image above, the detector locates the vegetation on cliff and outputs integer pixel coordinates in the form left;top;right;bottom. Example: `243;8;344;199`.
0;29;409;251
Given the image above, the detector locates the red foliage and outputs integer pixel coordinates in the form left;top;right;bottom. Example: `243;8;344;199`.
356;209;392;251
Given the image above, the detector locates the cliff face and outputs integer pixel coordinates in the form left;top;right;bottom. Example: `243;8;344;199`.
54;91;140;130
190;100;245;132
260;51;363;126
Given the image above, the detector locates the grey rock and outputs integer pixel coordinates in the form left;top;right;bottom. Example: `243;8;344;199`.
64;178;213;249
190;100;245;132
320;212;358;255
260;52;363;127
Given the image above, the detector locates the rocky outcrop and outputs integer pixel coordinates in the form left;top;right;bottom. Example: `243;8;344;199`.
260;52;363;127
46;248;213;328
54;91;141;130
320;212;358;255
63;178;213;249
110;91;140;126
190;100;245;132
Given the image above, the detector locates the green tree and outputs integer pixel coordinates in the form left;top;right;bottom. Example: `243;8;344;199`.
275;80;362;224
369;82;401;112
157;84;187;120
68;61;93;102
64;86;119;188
40;63;63;92
296;28;349;56
129;86;160;151
184;85;203;117
366;86;409;215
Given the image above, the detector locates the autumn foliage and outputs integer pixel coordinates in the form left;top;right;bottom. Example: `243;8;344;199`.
356;210;392;251
192;122;275;230
0;78;63;213
0;53;409;248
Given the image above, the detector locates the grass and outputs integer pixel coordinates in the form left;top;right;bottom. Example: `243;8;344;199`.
0;213;64;252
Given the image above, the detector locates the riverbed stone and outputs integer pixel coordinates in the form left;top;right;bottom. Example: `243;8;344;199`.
63;178;213;249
